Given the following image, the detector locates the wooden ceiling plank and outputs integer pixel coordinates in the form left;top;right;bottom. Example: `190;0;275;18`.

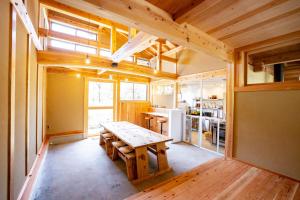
54;0;233;62
236;31;300;52
175;0;223;24
39;0;129;33
172;0;205;20
219;7;300;41
207;0;289;34
112;31;158;62
37;50;177;80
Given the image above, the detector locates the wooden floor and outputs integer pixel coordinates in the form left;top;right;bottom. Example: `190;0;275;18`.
126;159;300;200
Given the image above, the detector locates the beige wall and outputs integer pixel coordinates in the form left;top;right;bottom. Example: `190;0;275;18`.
46;73;84;134
177;49;227;76
0;0;44;199
234;90;300;180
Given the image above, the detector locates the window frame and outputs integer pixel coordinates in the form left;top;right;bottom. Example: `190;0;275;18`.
120;81;148;101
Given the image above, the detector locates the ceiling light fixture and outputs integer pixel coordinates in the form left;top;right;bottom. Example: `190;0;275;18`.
85;54;90;64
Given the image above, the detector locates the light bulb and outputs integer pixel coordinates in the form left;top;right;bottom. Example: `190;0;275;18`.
76;73;81;78
85;55;90;64
154;69;158;74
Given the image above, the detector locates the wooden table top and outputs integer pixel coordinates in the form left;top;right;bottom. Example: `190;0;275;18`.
143;112;169;118
101;121;173;148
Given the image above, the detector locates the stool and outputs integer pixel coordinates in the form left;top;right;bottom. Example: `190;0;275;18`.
118;149;137;181
157;117;167;135
102;133;114;156
112;141;126;160
144;115;153;129
99;130;111;145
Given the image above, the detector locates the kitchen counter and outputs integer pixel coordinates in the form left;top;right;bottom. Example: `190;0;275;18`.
143;112;169;118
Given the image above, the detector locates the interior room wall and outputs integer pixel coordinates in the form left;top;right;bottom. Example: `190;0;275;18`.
151;84;175;108
46;73;84;135
177;49;227;76
234;90;300;180
0;0;44;199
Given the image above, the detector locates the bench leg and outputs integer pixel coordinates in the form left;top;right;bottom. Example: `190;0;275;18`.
112;146;119;161
105;139;113;156
99;135;105;145
126;158;136;181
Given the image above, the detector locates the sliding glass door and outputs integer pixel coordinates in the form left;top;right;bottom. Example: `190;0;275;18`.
87;80;114;136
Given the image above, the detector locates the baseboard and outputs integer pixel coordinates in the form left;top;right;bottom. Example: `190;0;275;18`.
17;138;49;200
47;130;84;137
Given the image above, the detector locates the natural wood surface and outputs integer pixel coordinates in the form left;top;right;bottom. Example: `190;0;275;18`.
126;159;300;200
100;121;172;148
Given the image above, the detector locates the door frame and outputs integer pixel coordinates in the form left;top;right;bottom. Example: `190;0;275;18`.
84;77;116;138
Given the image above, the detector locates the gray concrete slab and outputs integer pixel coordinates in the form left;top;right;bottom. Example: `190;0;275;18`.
31;137;220;200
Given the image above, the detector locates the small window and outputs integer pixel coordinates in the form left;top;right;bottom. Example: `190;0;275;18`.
50;39;75;51
76;29;97;41
137;58;150;67
100;49;112;58
120;82;147;100
123;56;134;62
76;45;97;54
51;22;76;36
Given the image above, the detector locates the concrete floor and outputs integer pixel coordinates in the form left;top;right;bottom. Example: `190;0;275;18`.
31;137;220;200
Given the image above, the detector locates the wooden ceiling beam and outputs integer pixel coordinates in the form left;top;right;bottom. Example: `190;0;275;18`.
112;32;158;62
54;0;233;62
48;10;99;32
163;46;184;56
38;28;99;47
39;0;129;33
37;50;177;80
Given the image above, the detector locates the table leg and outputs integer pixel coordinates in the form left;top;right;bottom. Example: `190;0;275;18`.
156;143;169;171
135;146;149;180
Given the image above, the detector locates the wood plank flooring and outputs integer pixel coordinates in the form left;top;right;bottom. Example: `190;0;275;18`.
126;159;300;200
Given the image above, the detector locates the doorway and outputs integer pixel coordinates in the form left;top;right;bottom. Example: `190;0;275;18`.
87;80;114;136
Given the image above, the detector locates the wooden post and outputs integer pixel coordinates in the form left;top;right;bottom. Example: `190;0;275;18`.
97;27;101;55
129;27;137;40
110;26;117;54
156;41;162;71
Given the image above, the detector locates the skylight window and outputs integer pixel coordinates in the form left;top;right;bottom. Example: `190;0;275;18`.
100;49;112;58
137;58;150;67
77;29;97;41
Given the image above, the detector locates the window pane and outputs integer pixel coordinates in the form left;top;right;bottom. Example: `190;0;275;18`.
88;81;113;106
76;29;97;40
134;83;147;100
124;56;134;62
51;22;76;35
88;109;113;134
50;39;75;51
100;49;112;58
120;82;134;100
137;58;150;66
76;45;97;54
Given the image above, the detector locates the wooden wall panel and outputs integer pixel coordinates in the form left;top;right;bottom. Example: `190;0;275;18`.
119;101;151;127
0;1;11;199
14;16;28;198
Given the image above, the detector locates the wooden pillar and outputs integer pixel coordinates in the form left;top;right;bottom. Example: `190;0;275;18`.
110;26;117;54
97;27;101;55
129;27;137;40
156;41;162;71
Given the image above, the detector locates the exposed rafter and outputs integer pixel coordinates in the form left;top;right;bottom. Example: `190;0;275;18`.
54;0;233;62
112;32;158;62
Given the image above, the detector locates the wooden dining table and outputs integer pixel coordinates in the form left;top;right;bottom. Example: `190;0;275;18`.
100;121;173;182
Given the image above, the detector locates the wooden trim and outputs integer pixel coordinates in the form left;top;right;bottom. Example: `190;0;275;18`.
38;50;178;80
88;106;113;110
8;5;17;200
25;34;31;176
47;130;83;137
58;0;233;62
225;63;234;159
11;0;42;50
234;81;300;92
177;68;226;82
17;138;49;200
